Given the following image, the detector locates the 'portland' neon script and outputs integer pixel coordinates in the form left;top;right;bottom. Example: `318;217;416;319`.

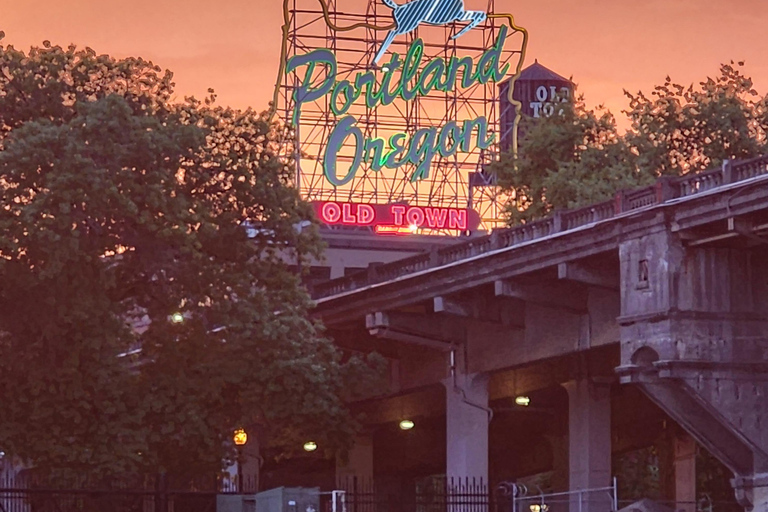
286;25;510;187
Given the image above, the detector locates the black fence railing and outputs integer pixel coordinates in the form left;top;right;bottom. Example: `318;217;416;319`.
336;477;503;512
0;471;257;493
311;155;768;300
0;488;221;512
0;471;258;512
0;477;744;512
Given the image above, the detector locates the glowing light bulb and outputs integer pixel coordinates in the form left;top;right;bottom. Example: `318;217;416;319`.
170;312;184;324
515;396;531;407
233;428;248;446
399;419;415;430
303;441;318;452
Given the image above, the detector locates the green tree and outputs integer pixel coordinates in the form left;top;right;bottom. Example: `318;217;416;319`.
494;63;768;224
489;95;650;223
625;61;768;177
0;35;383;482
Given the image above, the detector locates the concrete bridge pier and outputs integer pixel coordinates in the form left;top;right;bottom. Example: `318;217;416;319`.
617;230;768;511
674;434;697;512
336;434;374;485
444;372;490;486
564;376;612;512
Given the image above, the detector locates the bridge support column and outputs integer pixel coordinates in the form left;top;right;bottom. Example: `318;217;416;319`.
674;434;696;512
444;373;490;484
564;377;612;507
336;434;374;486
546;434;570;492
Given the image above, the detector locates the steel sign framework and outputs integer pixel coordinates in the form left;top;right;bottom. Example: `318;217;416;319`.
273;0;527;233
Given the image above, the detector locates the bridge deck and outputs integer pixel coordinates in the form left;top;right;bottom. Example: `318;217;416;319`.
312;156;768;324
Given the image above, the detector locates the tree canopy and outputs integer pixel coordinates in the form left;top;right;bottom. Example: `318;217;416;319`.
491;62;768;223
0;35;383;482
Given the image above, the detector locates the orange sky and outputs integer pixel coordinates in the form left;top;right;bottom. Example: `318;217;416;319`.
2;0;768;128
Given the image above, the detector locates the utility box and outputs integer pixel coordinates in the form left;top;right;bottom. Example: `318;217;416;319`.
255;487;320;512
217;494;257;512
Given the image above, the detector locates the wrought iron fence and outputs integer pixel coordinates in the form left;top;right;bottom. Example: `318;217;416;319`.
0;471;256;512
0;488;220;512
0;477;745;512
334;477;500;512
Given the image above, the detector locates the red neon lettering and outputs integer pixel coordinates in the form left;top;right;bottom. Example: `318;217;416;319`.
391;205;406;225
448;209;467;230
424;208;448;228
342;203;356;224
358;204;375;224
320;202;471;231
322;202;341;223
406;207;425;226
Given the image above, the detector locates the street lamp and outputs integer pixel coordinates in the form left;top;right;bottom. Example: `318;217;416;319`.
233;428;248;492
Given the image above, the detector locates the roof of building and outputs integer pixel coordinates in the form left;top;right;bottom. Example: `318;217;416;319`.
518;60;572;82
499;60;572;87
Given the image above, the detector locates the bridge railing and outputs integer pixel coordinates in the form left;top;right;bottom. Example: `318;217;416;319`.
678;167;724;197
311;155;768;300
561;199;615;231
733;154;768;181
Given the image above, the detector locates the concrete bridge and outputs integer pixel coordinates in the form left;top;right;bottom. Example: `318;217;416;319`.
310;156;768;511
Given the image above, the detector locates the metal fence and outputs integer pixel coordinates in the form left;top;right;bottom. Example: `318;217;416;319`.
615;497;742;512
0;471;255;512
0;488;219;512
334;477;496;512
499;480;618;512
0;477;745;512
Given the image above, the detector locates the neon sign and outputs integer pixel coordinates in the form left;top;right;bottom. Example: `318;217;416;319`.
287;28;509;187
312;202;481;233
282;0;524;189
271;0;528;234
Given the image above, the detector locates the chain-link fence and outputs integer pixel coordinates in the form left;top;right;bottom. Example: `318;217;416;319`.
497;479;618;512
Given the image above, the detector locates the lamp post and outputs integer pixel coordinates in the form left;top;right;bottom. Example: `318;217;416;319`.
233;428;248;492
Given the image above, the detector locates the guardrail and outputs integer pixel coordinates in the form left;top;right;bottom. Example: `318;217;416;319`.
312;156;768;300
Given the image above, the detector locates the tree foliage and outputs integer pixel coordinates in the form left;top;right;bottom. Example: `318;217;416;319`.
625;61;768;176
493;62;768;224
489;95;651;223
0;36;384;481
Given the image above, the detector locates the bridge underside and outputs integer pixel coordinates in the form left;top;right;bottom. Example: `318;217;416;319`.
308;169;768;511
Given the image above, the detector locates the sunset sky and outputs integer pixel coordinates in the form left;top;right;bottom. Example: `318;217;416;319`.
2;0;768;128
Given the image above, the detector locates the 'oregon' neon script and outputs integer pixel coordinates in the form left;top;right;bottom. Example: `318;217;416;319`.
286;25;510;187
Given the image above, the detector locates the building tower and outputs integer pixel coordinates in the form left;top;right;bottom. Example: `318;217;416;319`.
499;60;573;153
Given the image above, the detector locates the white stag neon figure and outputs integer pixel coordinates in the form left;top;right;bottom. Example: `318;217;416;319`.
374;0;487;64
